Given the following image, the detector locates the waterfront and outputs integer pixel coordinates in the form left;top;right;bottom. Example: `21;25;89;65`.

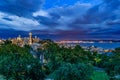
59;42;120;49
79;42;120;49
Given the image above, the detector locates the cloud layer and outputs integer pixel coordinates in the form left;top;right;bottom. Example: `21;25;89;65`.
0;0;120;40
0;0;43;17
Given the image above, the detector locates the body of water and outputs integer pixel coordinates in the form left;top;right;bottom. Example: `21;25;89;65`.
79;42;120;49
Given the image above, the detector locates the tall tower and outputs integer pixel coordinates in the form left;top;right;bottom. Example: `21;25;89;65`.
17;35;21;41
29;32;32;45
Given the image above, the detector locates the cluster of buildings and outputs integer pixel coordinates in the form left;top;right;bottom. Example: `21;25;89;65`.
0;32;42;51
56;40;113;44
0;33;115;55
11;32;40;47
82;46;113;54
58;43;113;54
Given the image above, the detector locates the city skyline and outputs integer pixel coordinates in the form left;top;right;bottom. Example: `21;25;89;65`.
0;0;120;40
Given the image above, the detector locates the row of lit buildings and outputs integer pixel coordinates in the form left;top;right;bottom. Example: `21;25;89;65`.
11;32;40;47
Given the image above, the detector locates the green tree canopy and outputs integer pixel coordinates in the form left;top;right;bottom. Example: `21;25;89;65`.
0;44;45;80
48;63;93;80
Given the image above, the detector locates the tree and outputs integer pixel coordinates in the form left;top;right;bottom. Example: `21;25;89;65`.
98;47;120;78
4;40;12;45
39;43;95;80
48;63;93;80
0;44;45;80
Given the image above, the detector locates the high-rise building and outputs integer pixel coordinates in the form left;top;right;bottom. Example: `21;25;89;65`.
17;35;22;41
29;32;32;45
11;32;40;46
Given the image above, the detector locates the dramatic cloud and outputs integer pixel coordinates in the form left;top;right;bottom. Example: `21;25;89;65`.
32;0;120;40
0;0;43;17
0;0;120;40
34;2;92;30
33;10;50;17
0;12;43;30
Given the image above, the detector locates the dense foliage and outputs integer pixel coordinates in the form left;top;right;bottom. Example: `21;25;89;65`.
48;63;93;80
105;48;120;78
91;47;120;79
0;40;119;80
0;44;45;80
39;40;95;80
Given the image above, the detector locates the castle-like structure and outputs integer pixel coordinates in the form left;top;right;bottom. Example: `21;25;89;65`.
11;32;40;47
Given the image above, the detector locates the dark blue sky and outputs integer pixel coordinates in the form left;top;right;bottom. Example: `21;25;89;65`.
0;0;120;40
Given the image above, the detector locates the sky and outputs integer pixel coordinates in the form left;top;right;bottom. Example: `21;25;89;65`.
0;0;120;40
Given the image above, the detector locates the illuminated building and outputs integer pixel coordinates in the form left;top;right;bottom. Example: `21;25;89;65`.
29;32;33;45
11;32;40;47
